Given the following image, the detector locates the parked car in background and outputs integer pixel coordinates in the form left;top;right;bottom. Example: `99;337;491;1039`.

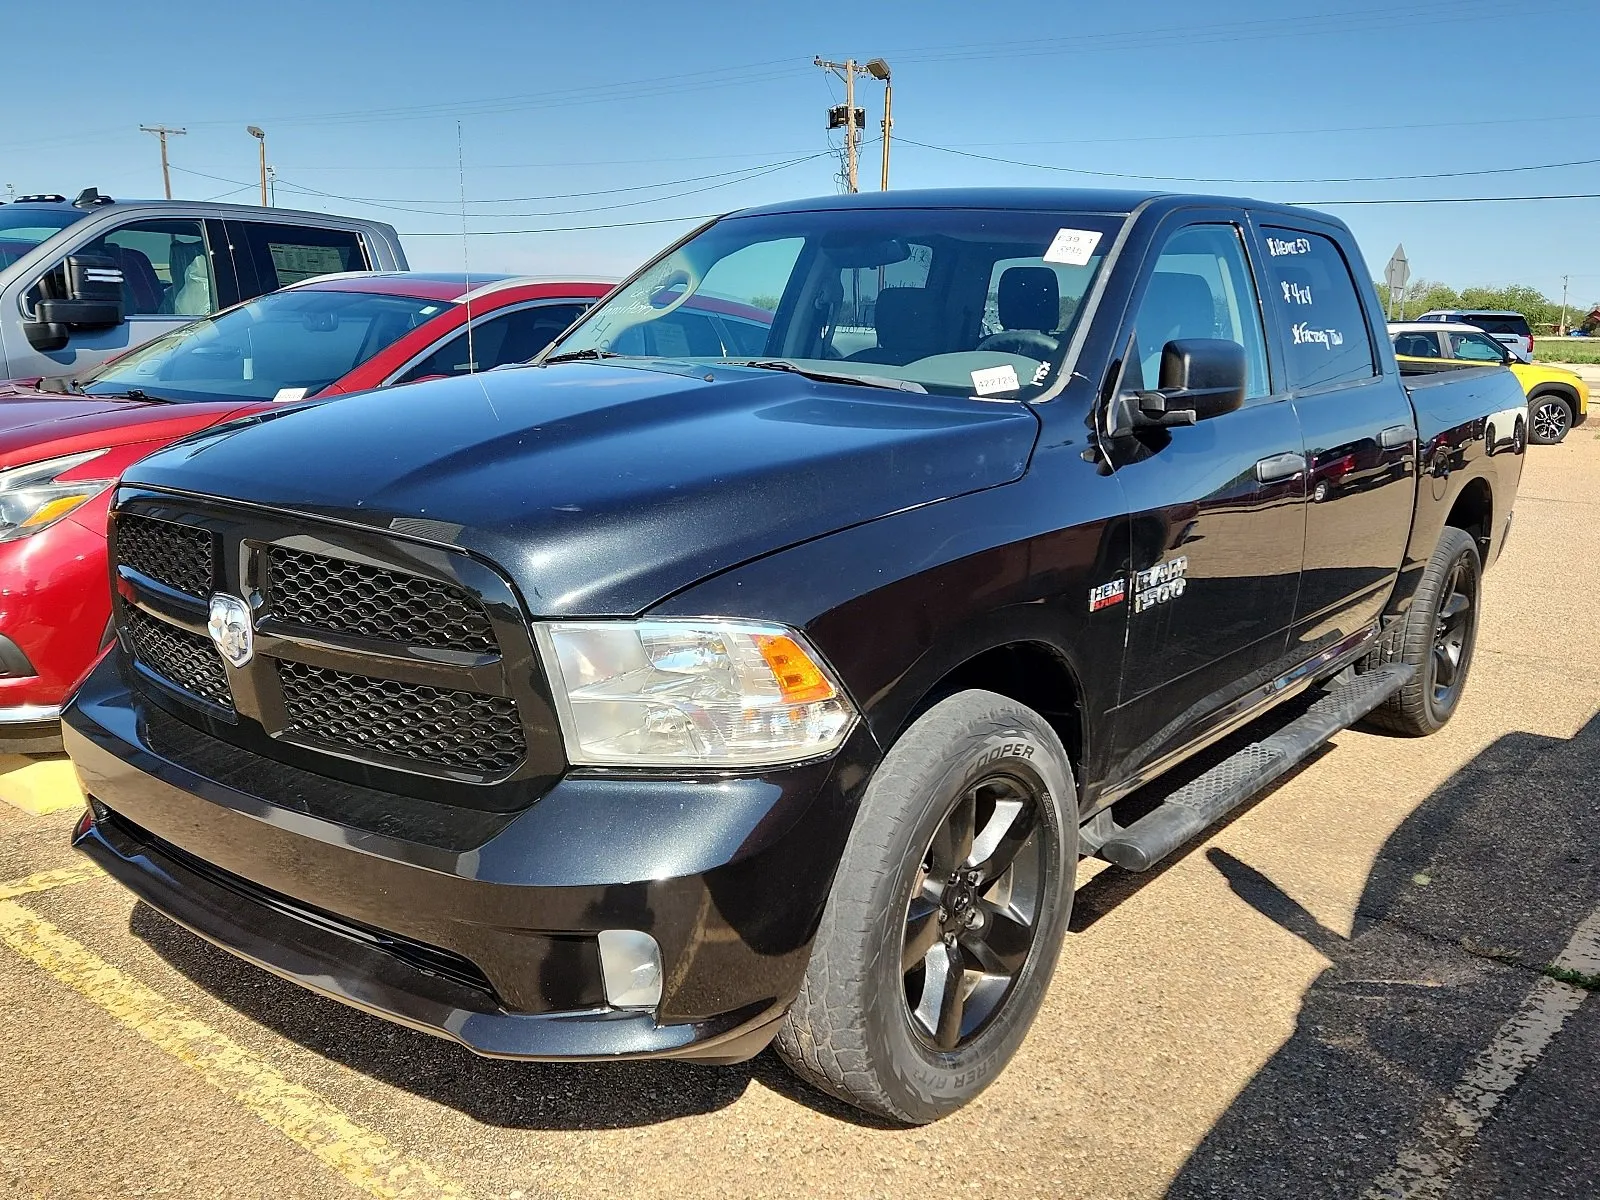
1413;309;1534;363
0;189;406;382
66;187;1524;1124
1390;321;1588;443
0;272;606;752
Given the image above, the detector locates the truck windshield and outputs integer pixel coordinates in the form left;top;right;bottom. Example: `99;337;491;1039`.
0;207;88;270
80;289;453;403
548;206;1124;401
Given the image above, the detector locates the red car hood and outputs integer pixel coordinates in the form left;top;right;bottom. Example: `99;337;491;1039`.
0;381;252;467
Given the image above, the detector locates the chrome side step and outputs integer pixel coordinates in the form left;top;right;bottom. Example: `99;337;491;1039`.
1096;664;1414;872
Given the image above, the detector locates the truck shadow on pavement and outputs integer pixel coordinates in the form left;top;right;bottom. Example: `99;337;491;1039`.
1167;711;1600;1199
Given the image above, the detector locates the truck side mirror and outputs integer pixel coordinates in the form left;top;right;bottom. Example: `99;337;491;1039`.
1108;337;1247;435
1156;338;1247;420
23;253;126;352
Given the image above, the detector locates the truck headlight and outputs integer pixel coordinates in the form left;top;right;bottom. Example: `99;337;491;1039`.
535;619;855;767
0;449;115;543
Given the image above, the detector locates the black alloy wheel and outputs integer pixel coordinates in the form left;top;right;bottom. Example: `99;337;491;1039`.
1429;555;1475;712
1530;395;1573;444
775;690;1077;1124
1365;526;1482;736
902;774;1046;1051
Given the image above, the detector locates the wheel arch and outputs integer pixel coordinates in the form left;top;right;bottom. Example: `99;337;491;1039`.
884;634;1088;793
1445;474;1494;559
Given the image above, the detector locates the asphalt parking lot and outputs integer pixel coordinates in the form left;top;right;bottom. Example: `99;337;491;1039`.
2;434;1597;1200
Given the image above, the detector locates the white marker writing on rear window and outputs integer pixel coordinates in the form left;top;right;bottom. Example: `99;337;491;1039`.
971;365;1020;396
1043;228;1102;267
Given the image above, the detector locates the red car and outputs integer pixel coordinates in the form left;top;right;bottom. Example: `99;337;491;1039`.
0;272;610;752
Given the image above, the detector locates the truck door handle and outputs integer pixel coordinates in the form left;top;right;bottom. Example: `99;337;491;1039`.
1254;452;1306;483
1379;424;1416;449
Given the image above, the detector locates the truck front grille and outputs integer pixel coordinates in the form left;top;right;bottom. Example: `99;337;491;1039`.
110;489;557;794
124;606;233;710
277;660;525;775
116;514;214;596
265;546;497;653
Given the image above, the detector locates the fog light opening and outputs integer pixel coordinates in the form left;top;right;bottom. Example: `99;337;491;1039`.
597;929;663;1010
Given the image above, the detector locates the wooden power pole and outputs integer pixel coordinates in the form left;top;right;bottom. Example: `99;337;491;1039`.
139;125;186;199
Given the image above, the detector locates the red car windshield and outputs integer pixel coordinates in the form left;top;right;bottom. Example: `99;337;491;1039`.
80;289;454;403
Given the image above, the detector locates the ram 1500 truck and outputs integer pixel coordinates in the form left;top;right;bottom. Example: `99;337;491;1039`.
63;189;1526;1124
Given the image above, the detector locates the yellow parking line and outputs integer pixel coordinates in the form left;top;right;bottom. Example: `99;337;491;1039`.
0;897;474;1200
0;863;105;901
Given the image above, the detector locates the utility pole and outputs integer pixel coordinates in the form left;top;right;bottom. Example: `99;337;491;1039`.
815;57;870;192
246;126;269;206
1560;274;1570;335
866;58;892;190
139;125;186;199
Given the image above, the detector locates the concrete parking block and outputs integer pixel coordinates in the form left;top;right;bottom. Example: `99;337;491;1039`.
0;755;85;816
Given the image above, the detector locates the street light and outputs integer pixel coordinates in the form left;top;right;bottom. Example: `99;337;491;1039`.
246;126;268;207
865;58;892;191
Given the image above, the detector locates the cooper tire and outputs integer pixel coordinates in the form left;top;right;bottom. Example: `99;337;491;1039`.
1529;393;1573;445
775;690;1078;1124
1366;526;1482;736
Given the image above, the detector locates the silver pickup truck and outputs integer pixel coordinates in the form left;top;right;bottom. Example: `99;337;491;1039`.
0;189;405;380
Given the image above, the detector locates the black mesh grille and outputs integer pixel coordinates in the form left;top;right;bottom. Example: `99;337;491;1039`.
117;514;214;596
277;660;523;775
266;547;497;654
124;607;232;709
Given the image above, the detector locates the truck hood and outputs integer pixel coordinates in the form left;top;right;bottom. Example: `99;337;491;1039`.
122;361;1041;616
0;382;250;466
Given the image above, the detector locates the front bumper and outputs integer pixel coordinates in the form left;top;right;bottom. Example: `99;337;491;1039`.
65;655;878;1062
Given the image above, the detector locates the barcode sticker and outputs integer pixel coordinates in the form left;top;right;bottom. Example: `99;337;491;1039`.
971;365;1020;396
1043;228;1102;266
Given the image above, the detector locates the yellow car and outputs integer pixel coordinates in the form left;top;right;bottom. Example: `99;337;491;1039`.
1391;322;1589;444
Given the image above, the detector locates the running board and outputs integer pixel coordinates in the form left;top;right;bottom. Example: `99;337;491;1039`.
1096;663;1414;872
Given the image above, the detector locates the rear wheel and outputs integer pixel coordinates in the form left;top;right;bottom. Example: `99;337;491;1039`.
775;690;1077;1124
1366;526;1482;736
1529;393;1573;444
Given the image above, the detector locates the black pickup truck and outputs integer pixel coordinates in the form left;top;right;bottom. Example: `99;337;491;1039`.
64;189;1525;1124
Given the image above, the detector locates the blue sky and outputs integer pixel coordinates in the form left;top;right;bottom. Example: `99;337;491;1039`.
6;0;1596;305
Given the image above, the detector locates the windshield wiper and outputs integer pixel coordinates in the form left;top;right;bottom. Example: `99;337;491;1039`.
730;360;926;393
542;348;628;364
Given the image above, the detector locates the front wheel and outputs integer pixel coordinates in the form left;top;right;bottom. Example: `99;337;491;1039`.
775;690;1078;1124
1365;526;1482;736
1529;393;1573;444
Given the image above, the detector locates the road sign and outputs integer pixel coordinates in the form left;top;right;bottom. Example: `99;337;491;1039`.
1385;245;1410;293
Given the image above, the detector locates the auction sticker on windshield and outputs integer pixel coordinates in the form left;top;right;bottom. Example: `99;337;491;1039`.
971;365;1020;396
1043;228;1103;266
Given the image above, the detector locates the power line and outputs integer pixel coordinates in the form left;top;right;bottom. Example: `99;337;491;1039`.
170;154;828;217
401;212;721;236
896;136;1600;186
884;0;1562;65
1297;193;1600;206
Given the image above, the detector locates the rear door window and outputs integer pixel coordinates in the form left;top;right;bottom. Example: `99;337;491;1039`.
1393;331;1442;358
396;302;590;383
230;221;369;294
1259;228;1377;391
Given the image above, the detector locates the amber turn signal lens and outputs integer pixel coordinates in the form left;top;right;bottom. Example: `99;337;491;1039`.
756;634;836;705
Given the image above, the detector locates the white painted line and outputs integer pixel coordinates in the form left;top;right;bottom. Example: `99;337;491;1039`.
1364;906;1600;1199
